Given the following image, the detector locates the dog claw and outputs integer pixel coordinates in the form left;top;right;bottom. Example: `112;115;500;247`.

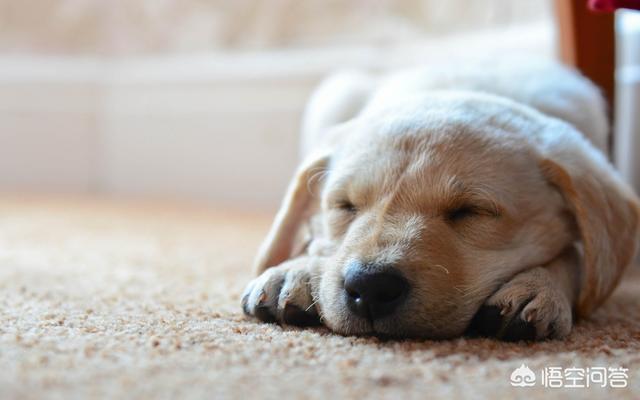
242;259;319;327
466;267;572;341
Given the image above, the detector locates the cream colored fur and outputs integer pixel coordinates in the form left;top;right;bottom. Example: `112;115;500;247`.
243;60;640;340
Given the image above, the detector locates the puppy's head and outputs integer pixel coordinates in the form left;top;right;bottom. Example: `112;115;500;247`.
256;92;639;338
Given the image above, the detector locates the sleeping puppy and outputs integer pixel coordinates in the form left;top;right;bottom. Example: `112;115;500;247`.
241;60;640;341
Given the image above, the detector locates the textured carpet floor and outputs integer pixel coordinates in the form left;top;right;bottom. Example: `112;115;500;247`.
0;197;639;399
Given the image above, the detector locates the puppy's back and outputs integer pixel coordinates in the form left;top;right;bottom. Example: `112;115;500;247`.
367;59;608;152
301;71;377;157
302;59;609;155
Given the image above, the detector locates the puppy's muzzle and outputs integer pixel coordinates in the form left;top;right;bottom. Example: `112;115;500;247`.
343;261;409;320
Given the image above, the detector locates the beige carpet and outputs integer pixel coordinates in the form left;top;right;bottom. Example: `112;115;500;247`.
1;197;638;399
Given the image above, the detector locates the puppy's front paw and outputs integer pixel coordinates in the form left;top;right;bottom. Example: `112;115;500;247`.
241;258;320;326
468;267;572;341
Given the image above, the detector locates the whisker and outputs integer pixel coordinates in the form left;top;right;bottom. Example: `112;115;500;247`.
306;168;329;195
433;264;450;274
305;300;319;312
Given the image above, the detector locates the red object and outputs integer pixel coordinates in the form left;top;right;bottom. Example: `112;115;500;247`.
588;0;640;12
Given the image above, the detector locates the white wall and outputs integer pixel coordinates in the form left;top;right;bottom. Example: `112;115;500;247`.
0;64;102;192
0;55;313;210
0;23;556;211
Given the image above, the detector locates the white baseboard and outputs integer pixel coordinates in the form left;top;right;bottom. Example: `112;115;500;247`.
0;54;316;210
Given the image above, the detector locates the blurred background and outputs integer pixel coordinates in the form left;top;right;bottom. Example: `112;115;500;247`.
0;0;638;212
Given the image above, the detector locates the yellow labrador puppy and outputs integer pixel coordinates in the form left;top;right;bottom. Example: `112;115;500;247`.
242;60;640;341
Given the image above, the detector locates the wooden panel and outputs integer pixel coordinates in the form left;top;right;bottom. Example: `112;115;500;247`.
555;0;616;113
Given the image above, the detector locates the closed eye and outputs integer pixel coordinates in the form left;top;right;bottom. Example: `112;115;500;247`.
446;205;478;222
445;204;499;222
335;200;358;213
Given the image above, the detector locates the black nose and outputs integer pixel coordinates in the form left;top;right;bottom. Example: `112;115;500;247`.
343;262;409;320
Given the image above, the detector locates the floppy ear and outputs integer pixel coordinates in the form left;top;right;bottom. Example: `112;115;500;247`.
253;151;330;274
538;124;640;317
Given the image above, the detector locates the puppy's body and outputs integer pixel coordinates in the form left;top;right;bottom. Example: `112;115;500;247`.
303;60;607;155
243;60;639;341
